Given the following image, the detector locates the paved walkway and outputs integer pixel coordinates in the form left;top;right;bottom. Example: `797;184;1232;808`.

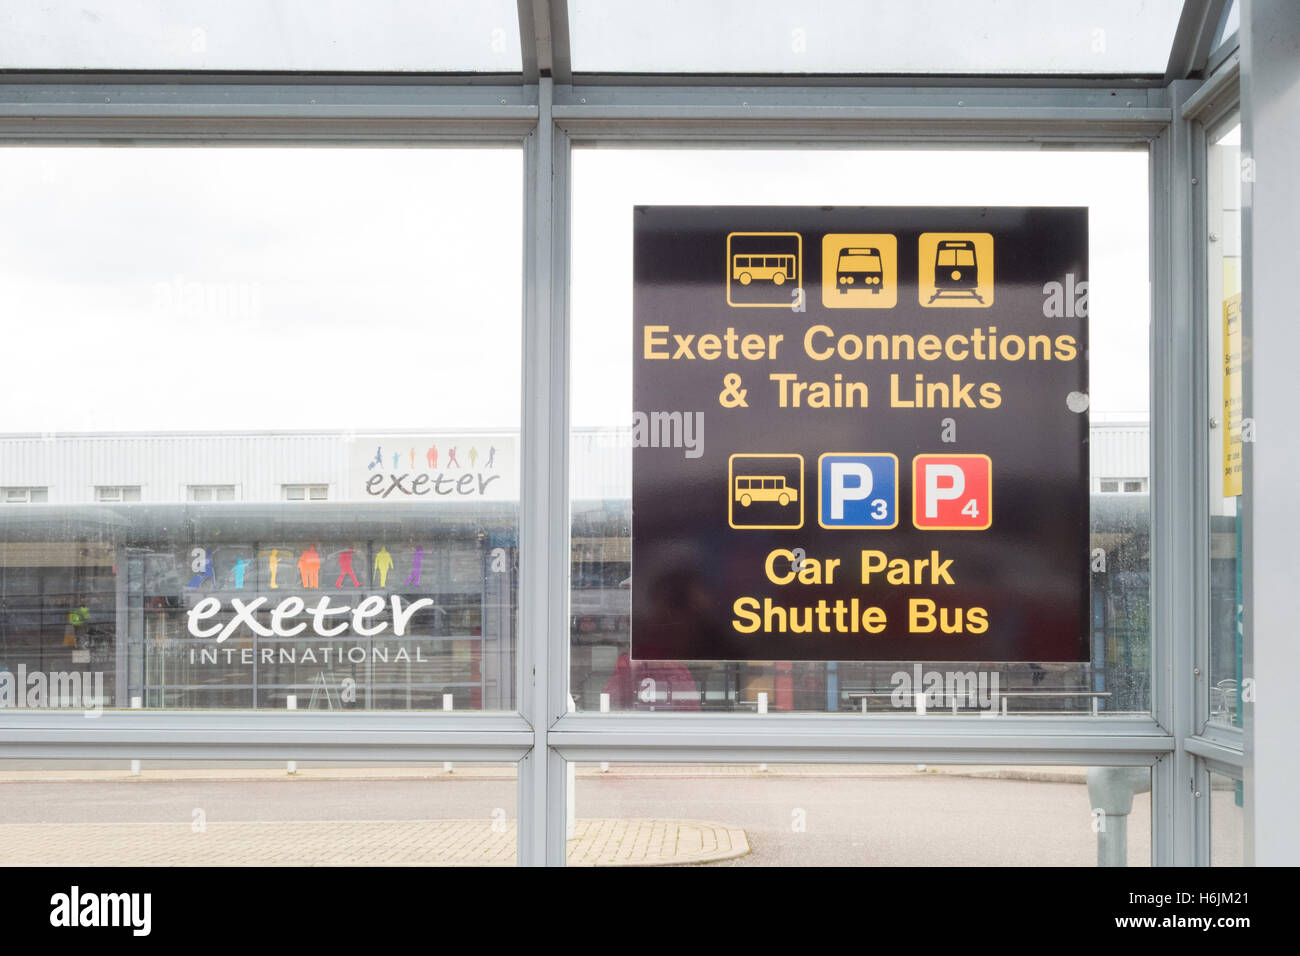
0;818;749;867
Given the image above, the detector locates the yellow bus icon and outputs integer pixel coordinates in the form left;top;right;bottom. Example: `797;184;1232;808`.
732;253;796;286
728;453;805;529
734;474;799;508
726;232;802;308
820;233;897;309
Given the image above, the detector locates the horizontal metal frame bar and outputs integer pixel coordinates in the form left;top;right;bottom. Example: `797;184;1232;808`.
0;82;537;143
0;82;536;113
560;84;1170;109
1186;728;1247;766
0;711;533;762
553;85;1170;143
1181;51;1240;120
0;119;531;146
548;713;1173;764
552;742;1164;765
0;71;529;86
0;82;1171;146
0;72;1173;91
564;73;1167;89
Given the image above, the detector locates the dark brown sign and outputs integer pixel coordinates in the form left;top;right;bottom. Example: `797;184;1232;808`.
632;206;1089;662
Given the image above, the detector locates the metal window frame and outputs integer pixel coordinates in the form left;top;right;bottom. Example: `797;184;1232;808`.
1178;53;1245;866
0;1;1239;868
540;80;1185;867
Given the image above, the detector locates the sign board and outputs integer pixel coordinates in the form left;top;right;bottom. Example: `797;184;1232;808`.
1222;293;1243;498
632;206;1089;663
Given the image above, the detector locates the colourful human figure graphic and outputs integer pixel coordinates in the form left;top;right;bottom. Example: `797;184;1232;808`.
486;446;497;469
298;546;321;588
410;448;416;469
231;557;251;589
404;546;425;587
447;447;460;468
469;447;479;468
368;447;383;470
392;451;400;468
374;546;395;588
426;445;438;469
187;549;216;589
268;549;283;589
336;548;360;588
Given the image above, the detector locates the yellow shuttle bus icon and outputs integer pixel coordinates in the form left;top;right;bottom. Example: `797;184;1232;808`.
734;474;799;508
732;253;796;286
728;453;804;529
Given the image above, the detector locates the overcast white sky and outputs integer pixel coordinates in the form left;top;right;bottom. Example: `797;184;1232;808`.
0;144;1148;435
0;0;521;71
0;147;523;433
0;0;1185;75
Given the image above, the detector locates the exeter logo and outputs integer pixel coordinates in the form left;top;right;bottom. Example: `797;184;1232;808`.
188;594;434;642
50;886;151;936
362;440;503;498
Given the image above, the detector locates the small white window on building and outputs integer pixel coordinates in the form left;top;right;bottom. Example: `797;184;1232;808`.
1098;478;1147;495
283;483;328;502
187;484;236;502
2;486;48;503
96;485;141;502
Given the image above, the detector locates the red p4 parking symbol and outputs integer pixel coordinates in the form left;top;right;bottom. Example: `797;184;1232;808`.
912;454;992;530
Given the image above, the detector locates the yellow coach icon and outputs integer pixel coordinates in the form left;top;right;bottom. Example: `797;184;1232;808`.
821;233;897;308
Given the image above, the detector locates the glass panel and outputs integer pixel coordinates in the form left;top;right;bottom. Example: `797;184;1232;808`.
0;147;522;711
570;148;1150;714
0;0;522;72
568;0;1185;75
0;760;517;866
1207;115;1243;728
572;763;1150;866
1209;771;1245;866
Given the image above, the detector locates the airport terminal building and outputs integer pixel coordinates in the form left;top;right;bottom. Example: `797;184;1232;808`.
1;425;1158;715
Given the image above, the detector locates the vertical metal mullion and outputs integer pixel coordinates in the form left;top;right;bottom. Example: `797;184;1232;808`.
518;78;569;866
1189;115;1215;866
1148;113;1176;868
546;108;574;865
1150;79;1201;866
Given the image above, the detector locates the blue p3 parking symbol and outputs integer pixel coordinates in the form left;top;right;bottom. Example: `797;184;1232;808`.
817;453;899;529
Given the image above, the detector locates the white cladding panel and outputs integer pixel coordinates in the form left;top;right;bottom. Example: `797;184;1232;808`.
1;424;1146;504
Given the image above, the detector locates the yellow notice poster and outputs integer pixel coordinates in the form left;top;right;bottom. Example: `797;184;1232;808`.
1222;293;1243;497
